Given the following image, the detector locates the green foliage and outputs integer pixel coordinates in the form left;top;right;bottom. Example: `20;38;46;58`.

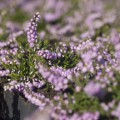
16;33;29;48
69;92;103;114
111;72;120;101
54;51;79;69
0;33;9;41
37;20;46;32
38;39;58;51
9;9;29;23
107;43;115;54
92;24;111;40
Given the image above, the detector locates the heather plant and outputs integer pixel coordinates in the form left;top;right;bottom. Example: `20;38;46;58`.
0;0;120;120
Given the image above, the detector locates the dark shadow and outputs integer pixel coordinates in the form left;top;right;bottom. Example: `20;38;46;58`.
11;92;20;120
0;84;10;120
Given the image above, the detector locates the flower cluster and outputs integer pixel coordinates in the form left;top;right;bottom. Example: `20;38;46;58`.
37;50;62;60
0;69;10;77
26;12;40;47
38;64;69;91
23;89;50;110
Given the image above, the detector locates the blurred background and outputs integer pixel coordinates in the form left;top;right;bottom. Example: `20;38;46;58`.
0;0;120;43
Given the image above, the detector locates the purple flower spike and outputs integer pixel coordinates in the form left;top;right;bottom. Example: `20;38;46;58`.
26;12;41;48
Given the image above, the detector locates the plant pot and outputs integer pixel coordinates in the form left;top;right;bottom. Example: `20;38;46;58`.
0;85;38;120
